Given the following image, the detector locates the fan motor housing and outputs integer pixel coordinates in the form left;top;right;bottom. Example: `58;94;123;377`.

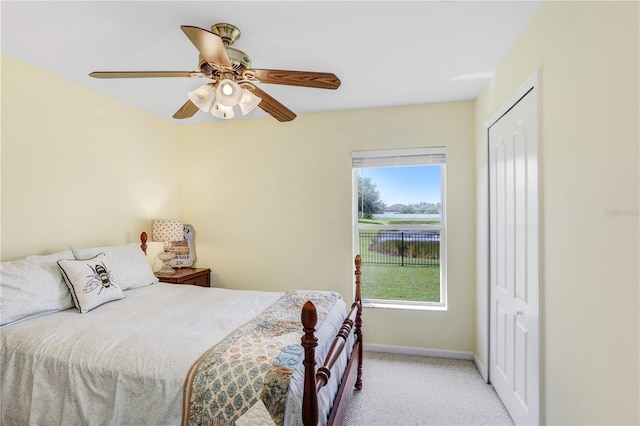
198;47;251;79
198;47;251;78
226;47;251;70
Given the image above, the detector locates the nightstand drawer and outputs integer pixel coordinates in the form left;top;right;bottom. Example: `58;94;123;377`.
156;268;211;287
181;273;210;287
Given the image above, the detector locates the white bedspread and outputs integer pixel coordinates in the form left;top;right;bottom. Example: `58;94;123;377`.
0;283;347;426
1;283;351;425
0;283;283;425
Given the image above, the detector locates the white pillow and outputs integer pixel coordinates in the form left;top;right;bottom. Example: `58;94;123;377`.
72;243;158;291
58;254;125;313
1;250;75;326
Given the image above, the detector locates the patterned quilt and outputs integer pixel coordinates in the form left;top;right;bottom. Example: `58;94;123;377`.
182;290;341;426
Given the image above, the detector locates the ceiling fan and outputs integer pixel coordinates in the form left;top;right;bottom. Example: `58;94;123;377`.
89;23;341;122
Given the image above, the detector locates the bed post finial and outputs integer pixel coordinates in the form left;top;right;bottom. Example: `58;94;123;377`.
140;231;148;254
301;301;319;426
354;254;362;303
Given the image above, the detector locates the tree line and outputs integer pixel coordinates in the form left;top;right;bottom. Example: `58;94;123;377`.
358;176;440;219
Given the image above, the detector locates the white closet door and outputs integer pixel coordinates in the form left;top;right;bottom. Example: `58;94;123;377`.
489;86;539;425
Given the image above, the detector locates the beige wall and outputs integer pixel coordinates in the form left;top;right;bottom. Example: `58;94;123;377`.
1;52;477;353
475;1;639;424
1;55;182;260
179;102;477;352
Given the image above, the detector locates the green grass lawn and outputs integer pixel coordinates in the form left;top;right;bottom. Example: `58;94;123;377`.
361;265;440;302
358;227;441;303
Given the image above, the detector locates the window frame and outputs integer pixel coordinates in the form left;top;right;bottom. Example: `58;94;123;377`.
352;147;447;311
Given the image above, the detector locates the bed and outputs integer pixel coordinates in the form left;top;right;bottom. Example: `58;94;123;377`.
0;234;363;425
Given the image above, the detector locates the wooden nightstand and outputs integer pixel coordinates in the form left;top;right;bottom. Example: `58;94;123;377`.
156;267;211;287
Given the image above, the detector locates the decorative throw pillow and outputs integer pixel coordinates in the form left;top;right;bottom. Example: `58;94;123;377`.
71;243;158;291
57;253;125;313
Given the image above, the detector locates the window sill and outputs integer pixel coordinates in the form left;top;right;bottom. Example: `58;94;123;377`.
362;301;447;312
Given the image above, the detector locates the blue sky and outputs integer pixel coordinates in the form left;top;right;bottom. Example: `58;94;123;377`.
360;165;441;206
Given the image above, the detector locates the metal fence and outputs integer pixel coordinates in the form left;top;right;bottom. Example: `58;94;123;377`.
360;231;440;267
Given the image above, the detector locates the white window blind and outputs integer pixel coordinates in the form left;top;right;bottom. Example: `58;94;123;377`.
352;147;445;168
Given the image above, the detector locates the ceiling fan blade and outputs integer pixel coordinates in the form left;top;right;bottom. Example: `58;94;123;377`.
173;99;199;119
250;86;297;122
181;26;232;69
90;71;204;79
246;69;341;90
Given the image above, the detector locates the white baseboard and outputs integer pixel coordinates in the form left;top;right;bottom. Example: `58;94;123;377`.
364;343;474;360
473;354;489;383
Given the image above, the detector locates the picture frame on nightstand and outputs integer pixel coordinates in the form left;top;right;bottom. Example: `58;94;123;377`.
168;224;196;268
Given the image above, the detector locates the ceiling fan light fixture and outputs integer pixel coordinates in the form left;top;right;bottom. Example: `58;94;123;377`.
187;84;216;112
239;89;262;115
215;79;243;107
211;102;235;119
90;23;340;122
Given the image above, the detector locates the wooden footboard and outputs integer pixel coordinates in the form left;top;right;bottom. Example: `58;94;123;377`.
301;255;363;426
140;232;363;425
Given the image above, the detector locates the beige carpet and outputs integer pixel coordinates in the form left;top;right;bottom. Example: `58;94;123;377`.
342;351;514;426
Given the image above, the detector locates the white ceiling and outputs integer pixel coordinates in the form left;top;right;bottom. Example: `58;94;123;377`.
1;1;542;125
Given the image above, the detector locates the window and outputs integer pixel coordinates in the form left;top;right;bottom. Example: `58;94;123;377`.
352;147;446;310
